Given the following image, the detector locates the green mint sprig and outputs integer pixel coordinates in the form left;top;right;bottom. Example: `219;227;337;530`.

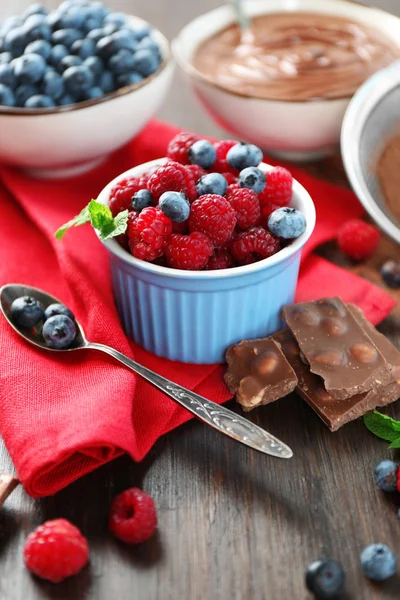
55;200;128;241
364;410;400;449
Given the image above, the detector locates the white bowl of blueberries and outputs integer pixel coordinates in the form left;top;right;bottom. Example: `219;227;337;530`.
0;1;174;178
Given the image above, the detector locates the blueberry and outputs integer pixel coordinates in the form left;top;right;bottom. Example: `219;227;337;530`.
23;14;51;43
51;28;82;48
381;260;400;289
108;49;135;74
116;72;142;88
58;94;74;105
58;6;88;30
268;207;307;239
57;54;82;73
84;86;103;100
40;70;64;99
63;64;94;96
23;3;48;18
305;559;345;600
131;189;153;212
83;55;104;77
25;94;55;108
10;296;44;327
14;53;46;84
131;48;159;77
159;191;190;223
130;23;152;42
81;16;103;34
102;23;118;36
24;39;52;59
44;303;74;321
97;69;114;93
135;35;160;55
238;166;266;193
374;459;398;492
1;17;23;37
49;44;69;67
104;12;126;27
71;38;95;59
0;83;15;106
87;28;105;43
197;173;228;196
360;544;397;581
15;83;37;106
42;314;76;349
0;52;12;65
87;1;109;20
188;140;216;169
95;35;115;59
4;28;27;57
110;29;137;51
226;142;263;170
0;64;16;89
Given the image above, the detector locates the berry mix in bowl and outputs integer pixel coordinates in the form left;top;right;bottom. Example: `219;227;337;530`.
59;133;315;363
0;1;173;177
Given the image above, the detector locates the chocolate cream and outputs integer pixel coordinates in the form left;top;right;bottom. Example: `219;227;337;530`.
193;12;400;101
377;135;400;221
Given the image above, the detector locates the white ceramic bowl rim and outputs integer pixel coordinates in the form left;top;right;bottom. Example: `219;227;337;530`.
172;0;400;104
0;15;171;117
96;158;316;280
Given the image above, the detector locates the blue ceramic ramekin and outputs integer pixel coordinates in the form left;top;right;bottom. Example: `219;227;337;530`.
97;159;315;363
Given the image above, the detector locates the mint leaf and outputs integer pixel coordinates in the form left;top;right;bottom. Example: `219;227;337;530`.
389;437;400;449
55;205;91;240
364;410;400;442
88;200;113;230
99;209;129;241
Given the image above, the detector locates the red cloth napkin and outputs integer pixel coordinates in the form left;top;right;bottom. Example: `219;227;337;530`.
0;120;396;498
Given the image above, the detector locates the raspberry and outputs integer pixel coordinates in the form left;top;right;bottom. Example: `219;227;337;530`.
172;220;189;234
204;249;235;270
23;519;89;583
148;161;197;201
226;187;260;230
109;174;150;216
167;132;199;164
258;166;293;208
128;206;172;261
109;488;157;544
260;201;280;220
165;232;214;270
338;219;381;261
189;194;236;245
222;172;238;185
230;227;280;264
213;140;237;173
186;164;207;182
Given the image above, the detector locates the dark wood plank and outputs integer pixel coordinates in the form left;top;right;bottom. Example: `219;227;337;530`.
0;1;400;600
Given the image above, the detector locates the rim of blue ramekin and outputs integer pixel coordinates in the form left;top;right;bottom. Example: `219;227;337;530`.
96;158;316;280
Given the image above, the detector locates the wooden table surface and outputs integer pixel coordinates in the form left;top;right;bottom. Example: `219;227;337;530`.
1;1;400;599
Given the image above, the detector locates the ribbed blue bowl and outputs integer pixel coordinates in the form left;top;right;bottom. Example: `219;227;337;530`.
97;159;315;363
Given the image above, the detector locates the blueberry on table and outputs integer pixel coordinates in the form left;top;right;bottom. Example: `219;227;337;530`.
381;259;400;289
42;315;76;349
0;83;15;106
197;173;228;196
130;48;160;77
268;207;307;239
305;558;345;600
374;459;398;492
226;142;263;170
44;303;75;322
24;39;52;60
131;189;153;212
10;296;44;328
360;544;397;581
238;166;266;193
0;64;16;89
188;140;216;169
14;53;46;84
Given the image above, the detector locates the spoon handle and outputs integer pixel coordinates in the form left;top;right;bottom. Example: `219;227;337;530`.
87;342;293;459
232;0;250;31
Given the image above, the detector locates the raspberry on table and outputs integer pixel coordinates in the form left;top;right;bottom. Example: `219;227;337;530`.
189;194;236;245
167;131;199;164
337;219;380;261
23;519;89;583
230;227;280;264
109;174;150;216
147;160;197;201
258;166;293;207
109;488;157;544
213;139;237;173
225;187;260;230
128;206;172;261
204;248;235;270
165;231;214;270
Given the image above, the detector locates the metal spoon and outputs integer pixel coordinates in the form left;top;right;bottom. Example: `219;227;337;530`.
0;283;293;459
232;0;250;31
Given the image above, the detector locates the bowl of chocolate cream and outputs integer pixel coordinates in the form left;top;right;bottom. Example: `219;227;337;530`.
173;0;400;161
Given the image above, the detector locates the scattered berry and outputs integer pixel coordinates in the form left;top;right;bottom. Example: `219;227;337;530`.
44;303;74;321
374;459;399;493
109;488;157;544
213;139;237;173
305;558;345;600
268;207;307;239
10;295;44;327
381;260;400;289
231;227;280;264
128;206;172;261
165;231;213;270
188;139;216;169
166;131;199;164
238;166;266;193
225;187;260;230
148;160;197;202
337;219;380;261
189;194;236;245
258;166;293;207
196;173;228;196
204;249;235;270
24;519;89;583
42;314;76;349
159;191;190;223
131;189;153;213
360;544;397;581
226;142;263;170
109;174;149;216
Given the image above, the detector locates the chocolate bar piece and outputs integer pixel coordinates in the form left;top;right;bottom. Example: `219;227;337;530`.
225;338;298;411
272;329;400;431
0;474;18;507
282;298;392;400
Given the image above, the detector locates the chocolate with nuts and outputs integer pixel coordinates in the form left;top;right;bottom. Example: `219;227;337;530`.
225;338;298;411
281;298;392;400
